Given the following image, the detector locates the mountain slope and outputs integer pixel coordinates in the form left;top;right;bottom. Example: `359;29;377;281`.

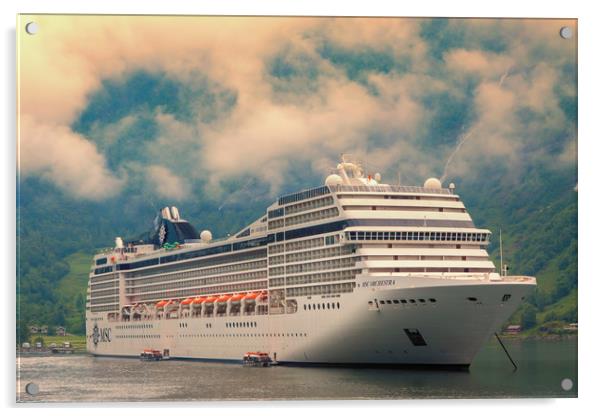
17;161;577;338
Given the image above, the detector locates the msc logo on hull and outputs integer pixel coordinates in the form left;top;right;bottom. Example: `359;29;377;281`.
92;323;112;347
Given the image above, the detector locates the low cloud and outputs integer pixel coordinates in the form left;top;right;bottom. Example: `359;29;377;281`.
147;165;190;201
444;49;513;80
18;115;124;199
18;16;577;200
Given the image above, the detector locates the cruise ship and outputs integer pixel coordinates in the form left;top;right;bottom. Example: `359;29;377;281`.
86;157;536;367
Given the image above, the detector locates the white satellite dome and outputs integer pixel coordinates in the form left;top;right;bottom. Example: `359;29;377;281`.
374;172;382;182
200;230;213;242
325;174;344;186
424;177;442;189
115;237;124;249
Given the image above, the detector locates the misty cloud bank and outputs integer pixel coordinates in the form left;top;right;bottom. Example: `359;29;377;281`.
18;16;577;202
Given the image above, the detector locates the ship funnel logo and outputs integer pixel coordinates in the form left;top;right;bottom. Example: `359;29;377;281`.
158;224;167;245
92;323;100;347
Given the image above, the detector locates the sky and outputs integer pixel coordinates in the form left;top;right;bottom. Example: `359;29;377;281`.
17;15;577;202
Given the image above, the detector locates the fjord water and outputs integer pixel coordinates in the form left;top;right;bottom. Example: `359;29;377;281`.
17;338;577;402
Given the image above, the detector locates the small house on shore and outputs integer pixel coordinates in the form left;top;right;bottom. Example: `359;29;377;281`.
504;325;522;334
56;326;66;336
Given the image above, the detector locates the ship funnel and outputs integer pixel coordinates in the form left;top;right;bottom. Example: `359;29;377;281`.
170;206;180;221
161;207;173;220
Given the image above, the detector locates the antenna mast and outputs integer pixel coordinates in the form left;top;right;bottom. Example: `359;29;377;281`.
499;228;504;276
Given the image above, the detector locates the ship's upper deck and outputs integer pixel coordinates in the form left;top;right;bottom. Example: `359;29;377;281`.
92;157;472;271
278;184;451;207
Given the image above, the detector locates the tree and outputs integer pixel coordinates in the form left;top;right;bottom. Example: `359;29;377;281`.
16;319;30;346
521;304;538;329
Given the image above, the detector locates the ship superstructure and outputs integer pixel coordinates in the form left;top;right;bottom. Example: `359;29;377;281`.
86;157;536;367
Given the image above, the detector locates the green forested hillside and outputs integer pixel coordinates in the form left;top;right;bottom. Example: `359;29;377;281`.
460;163;577;329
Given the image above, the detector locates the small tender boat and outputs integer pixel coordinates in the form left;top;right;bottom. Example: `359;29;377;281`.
140;349;163;361
242;351;275;367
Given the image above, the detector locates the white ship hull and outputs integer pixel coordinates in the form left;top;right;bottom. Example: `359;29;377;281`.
87;275;535;366
86;159;537;367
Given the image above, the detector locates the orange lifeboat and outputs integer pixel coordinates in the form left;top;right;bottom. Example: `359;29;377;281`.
156;300;168;308
216;294;232;303
203;296;218;304
191;297;206;305
243;292;260;301
181;298;194;306
163;299;179;310
230;293;245;302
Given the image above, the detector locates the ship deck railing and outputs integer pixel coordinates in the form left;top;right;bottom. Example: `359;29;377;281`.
330;184;452;195
363;272;536;283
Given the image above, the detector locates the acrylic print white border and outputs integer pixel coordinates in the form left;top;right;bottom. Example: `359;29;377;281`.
3;0;599;414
